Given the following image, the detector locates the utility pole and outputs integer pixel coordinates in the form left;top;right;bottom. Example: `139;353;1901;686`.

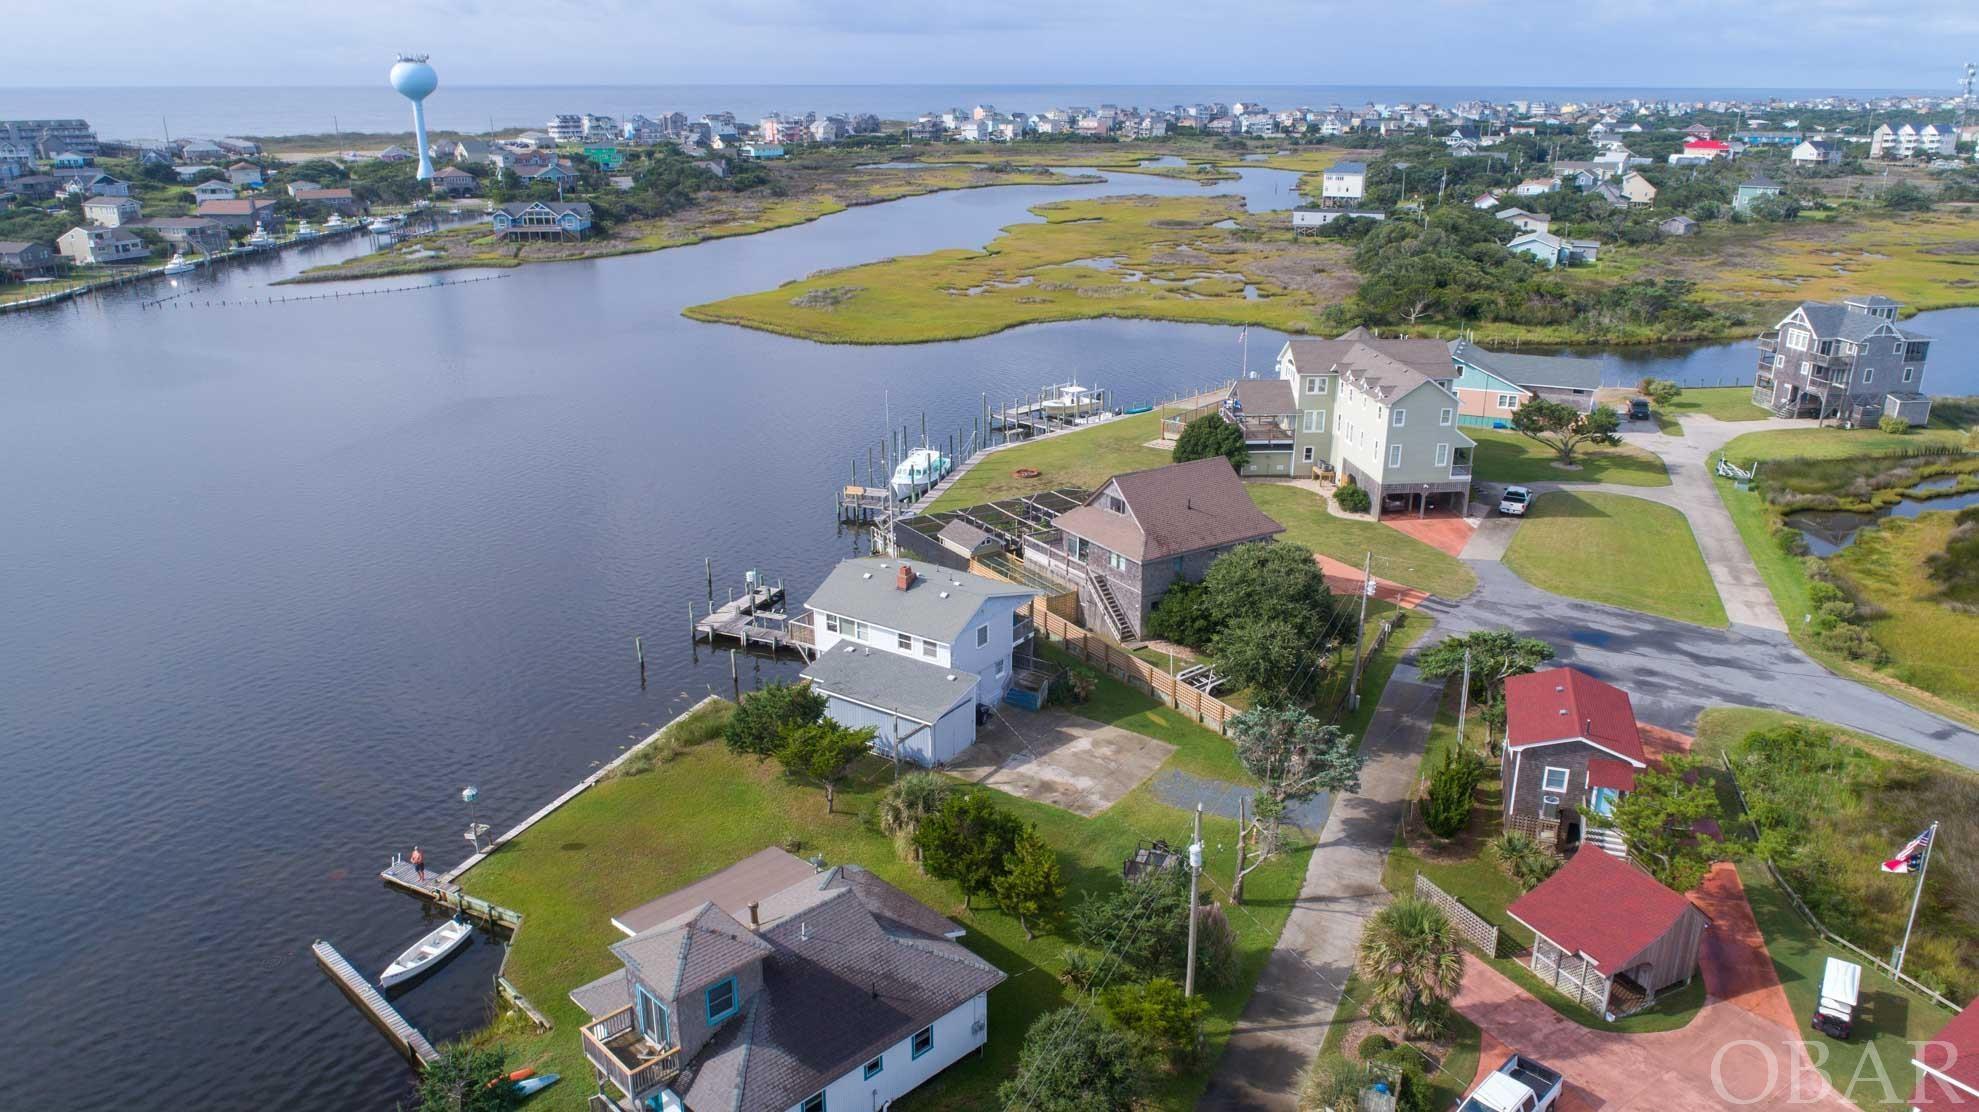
1184;802;1204;997
1347;551;1374;709
1894;821;1940;976
1456;647;1472;751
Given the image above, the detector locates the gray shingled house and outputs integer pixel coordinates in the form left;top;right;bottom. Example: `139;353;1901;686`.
1754;296;1933;425
573;848;1004;1112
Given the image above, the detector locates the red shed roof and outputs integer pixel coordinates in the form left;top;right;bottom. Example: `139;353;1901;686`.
1506;849;1704;970
1912;1000;1979;1106
1585;757;1638;792
1505;668;1646;765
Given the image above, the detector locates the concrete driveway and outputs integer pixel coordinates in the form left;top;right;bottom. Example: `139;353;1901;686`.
945;706;1173;817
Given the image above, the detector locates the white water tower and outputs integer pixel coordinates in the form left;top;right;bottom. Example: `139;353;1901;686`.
389;53;439;180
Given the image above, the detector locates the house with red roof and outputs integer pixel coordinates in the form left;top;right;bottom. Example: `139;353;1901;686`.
1681;138;1732;159
1910;999;1979;1110
1507;848;1709;1019
1501;667;1648;854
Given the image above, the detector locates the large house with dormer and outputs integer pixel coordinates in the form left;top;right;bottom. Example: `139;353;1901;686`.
1754;295;1933;426
573;847;1004;1112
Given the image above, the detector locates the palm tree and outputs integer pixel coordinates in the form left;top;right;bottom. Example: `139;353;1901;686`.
1355;897;1466;1036
877;772;953;866
1488;831;1560;890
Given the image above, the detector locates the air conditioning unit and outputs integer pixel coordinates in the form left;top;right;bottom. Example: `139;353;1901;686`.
970;1018;987;1037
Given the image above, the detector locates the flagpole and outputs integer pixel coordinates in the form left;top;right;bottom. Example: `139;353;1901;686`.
1895;820;1938;976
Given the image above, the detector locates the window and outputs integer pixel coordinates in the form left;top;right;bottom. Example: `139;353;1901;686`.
1497;393;1518;409
921;638;937;658
975;624;989;648
1303;375;1320;395
1105;495;1125;514
897;632;912;651
1388;444;1402;468
1333;412;1343;432
636;986;670;1045
1541;766;1571;793
864;1056;884;1080
824;613;841;635
1863;367;1875;383
1107;550;1128;572
1784;327;1810;351
994;658;1004;676
1302;408;1323;433
1903;367;1915;383
853;620;868;641
1435;443;1450;467
1302;445;1314;463
705;977;738;1024
801;1094;825;1112
911;1025;934;1059
1439;408;1453;426
1172;556;1185;574
1391;408;1406;428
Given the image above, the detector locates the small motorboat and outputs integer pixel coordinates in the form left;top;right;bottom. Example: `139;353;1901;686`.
890;446;951;500
1030;381;1099;416
294;219;319;239
162;253;196;275
513;1073;560;1098
379;917;472;988
245;227;274;248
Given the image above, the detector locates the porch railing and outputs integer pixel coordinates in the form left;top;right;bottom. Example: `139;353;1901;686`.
580;1005;681;1098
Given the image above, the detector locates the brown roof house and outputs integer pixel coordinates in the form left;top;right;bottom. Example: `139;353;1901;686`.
1501;667;1649;855
292;187;359;215
1507;849;1709;1020
571;847;1004;1112
1023;457;1283;639
195;197;283;231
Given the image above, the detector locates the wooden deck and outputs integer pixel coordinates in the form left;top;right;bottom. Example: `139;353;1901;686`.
692;586;813;657
312;940;439;1068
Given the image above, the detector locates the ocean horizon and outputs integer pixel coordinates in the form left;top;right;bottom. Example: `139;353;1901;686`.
0;81;1938;142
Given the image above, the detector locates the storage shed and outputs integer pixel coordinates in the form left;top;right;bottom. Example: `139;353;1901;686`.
1506;849;1709;1020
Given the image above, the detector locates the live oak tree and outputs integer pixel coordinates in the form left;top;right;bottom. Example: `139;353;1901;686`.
998;1005;1156;1112
771;719;875;813
723;681;827;759
1415;629;1556;748
1171;413;1250;472
1510;398;1621;466
1230;704;1363;901
914;790;1025;910
1587;754;1733;892
991;827;1065;939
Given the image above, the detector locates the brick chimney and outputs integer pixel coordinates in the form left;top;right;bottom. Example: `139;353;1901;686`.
896;563;915;591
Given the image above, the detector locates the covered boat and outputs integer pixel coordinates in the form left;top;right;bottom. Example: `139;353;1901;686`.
889;446;951;500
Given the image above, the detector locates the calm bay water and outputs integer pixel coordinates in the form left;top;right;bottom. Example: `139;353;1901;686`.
2;158;1976;1108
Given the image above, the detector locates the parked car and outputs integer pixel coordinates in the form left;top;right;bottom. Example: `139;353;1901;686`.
1812;956;1861;1039
1459;1053;1564;1112
1498;486;1533;516
1629;397;1652;421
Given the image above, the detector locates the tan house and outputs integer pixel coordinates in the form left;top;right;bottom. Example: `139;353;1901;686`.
1619;171;1657;206
57;225;149;265
82;194;140;227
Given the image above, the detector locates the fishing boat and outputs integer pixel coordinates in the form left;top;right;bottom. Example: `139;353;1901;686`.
161;253;196;275
513;1074;560;1098
1030;382;1099;416
325;213;347;229
889;446;952;500
244;227;274;248
293;219;319;240
378;917;472;988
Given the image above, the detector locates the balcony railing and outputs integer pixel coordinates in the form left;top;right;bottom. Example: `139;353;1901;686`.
1230;414;1296;443
581;1005;681;1098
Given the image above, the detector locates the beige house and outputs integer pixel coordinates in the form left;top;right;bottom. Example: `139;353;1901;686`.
1619;171;1657;207
57;225;149;265
82;195;140;227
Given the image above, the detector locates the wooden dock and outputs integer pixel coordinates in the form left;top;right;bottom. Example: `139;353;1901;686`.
312;939;439;1069
692;585;814;657
838;484;892;522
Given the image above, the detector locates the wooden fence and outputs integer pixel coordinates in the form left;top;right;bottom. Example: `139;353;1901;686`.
1025;599;1239;734
1413;873;1501;958
1718;753;1962;1015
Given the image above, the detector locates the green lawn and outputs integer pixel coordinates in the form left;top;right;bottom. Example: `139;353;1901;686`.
458;682;1313;1111
1720;424;1971;464
1829;513;1979;721
1246;482;1477;599
1662;386;1770;424
1501;491;1728;626
926;411;1169;511
1469;429;1671;487
1381;694;1708;1034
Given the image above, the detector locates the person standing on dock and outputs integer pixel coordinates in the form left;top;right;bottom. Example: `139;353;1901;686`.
409;846;425;881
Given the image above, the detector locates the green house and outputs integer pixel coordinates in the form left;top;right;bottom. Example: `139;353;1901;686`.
582;146;624;170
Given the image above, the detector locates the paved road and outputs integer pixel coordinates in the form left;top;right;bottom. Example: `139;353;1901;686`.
1198;652;1444;1111
1418;561;1979;767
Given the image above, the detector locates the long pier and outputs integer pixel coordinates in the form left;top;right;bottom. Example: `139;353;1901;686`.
691;584;814;657
312;940;440;1069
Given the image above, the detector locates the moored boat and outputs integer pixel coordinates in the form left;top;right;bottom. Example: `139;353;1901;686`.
378;917;472;988
244;227;274;248
294;219;319;239
889;446;951;499
161;253;196;275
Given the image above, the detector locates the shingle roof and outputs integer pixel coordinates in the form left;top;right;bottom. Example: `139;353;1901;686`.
800;641;978;725
1793;300;1923;342
1279;334;1457;402
1505;667;1646;764
1507;850;1705;969
1052;457;1283;562
609;901;776;998
1328;160;1366;175
1913;1000;1979;1104
803;557;1033;644
1450;342;1604;392
614;847;822;936
1229;376;1295;414
196;198;276;215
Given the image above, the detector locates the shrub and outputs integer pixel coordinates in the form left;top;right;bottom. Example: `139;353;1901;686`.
1102;977;1209;1064
1879;414;1910;435
1173;413;1250;471
1059;946;1102;989
1421;746;1489;837
1815;622;1887;663
1355;1033;1395;1060
1334;483;1373;514
1000;1005;1157;1112
1147;579;1221;649
1191;902;1241;989
1772;525;1809;556
1046;663;1099;707
1488;830;1560;889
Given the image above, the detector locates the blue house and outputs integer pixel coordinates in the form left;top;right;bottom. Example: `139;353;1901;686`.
1734;175;1784;213
1507;231;1598;268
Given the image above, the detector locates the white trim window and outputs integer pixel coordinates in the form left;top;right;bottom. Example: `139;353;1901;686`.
1302;445;1314;463
1435;443;1450;467
1903;367;1915;383
1784;327;1811;351
1303;375;1321;395
1864;367;1875;383
1496;393;1518;409
1541;766;1571;793
1392;408;1407;428
1388;444;1403;468
1439;407;1453;426
1303;409;1323;433
975;624;989;648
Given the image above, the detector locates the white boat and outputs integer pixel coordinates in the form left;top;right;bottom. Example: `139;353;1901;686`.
245;227;274;248
379;917;473;988
294;219;319;239
161;253;196;275
1032;382;1099;416
325;213;347;229
890;447;952;500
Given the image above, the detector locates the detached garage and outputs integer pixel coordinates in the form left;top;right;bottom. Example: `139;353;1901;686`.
800;643;979;766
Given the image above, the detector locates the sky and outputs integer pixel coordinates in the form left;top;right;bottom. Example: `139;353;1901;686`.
7;0;1979;90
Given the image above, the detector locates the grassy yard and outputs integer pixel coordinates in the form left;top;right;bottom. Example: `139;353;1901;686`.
1662;386;1770;424
1720;423;1971;464
925;411;1169;511
458;678;1314;1112
1468;429;1671;487
1246;482;1477;599
1381;694;1709;1035
1501;491;1728;626
684;194;1340;343
1829;514;1979;718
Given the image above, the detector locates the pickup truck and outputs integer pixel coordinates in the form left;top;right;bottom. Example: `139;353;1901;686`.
1497;485;1533;516
1458;1053;1563;1112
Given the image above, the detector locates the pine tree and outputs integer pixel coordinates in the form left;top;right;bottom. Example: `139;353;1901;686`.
992;828;1065;939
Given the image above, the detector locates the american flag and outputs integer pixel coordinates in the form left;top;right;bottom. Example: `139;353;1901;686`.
1880;828;1933;874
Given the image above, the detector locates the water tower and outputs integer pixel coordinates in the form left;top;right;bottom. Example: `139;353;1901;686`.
389;53;439;180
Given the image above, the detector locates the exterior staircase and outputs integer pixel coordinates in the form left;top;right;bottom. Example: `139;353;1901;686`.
1087;571;1135;641
1581;825;1628;859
